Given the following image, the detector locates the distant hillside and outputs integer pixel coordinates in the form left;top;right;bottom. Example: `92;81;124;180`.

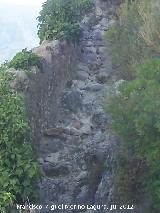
0;3;41;63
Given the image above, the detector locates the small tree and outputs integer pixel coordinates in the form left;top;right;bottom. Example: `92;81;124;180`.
8;48;39;70
37;0;93;43
0;68;39;211
107;59;160;212
105;0;160;79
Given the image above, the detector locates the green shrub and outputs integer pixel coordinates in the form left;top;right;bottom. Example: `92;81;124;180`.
0;67;39;211
37;0;93;43
138;0;160;53
105;0;160;79
8;48;39;70
107;59;160;212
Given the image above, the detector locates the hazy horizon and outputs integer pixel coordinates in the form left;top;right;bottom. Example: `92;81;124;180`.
0;0;44;6
0;1;44;63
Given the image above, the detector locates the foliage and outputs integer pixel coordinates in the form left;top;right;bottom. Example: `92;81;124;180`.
138;0;160;53
0;67;39;211
8;48;39;71
107;59;160;212
105;0;160;79
37;0;93;42
105;0;160;211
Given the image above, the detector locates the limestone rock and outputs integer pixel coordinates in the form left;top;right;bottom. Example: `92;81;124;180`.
43;163;70;177
96;72;110;83
77;70;89;81
75;185;89;204
7;68;29;91
62;91;82;113
30;65;40;74
71;80;86;89
44;126;80;137
92;111;109;129
76;171;88;182
44;152;60;164
80;13;98;30
96;7;103;17
78;63;90;73
27;0;119;210
82;83;104;91
44;127;65;137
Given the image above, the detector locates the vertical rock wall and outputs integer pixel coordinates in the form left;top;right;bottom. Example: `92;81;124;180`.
26;41;79;151
25;0;123;212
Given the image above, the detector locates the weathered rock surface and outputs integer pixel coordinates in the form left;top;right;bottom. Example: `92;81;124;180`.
7;68;30;91
24;0;124;212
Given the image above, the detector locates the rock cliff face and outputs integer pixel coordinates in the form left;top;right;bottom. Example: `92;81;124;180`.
25;0;122;212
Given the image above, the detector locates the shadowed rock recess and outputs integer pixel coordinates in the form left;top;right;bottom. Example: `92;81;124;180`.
25;0;123;212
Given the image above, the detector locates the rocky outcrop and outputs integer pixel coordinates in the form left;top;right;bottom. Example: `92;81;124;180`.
25;40;79;150
24;0;123;212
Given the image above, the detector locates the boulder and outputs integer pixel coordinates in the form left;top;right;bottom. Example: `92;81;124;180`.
76;171;88;183
77;70;89;81
7;68;29;91
44;152;60;164
85;46;97;53
72;80;86;89
43;163;70;177
78;63;90;73
62;91;82;113
89;29;102;41
44;127;65;137
75;185;89;204
40;138;65;154
92;112;109;129
95;7;103;17
82;83;103;92
80;13;99;31
96;72;110;84
100;18;108;27
44;126;80;137
72;120;83;130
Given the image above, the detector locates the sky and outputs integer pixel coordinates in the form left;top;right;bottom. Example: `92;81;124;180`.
0;0;45;63
0;0;44;5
